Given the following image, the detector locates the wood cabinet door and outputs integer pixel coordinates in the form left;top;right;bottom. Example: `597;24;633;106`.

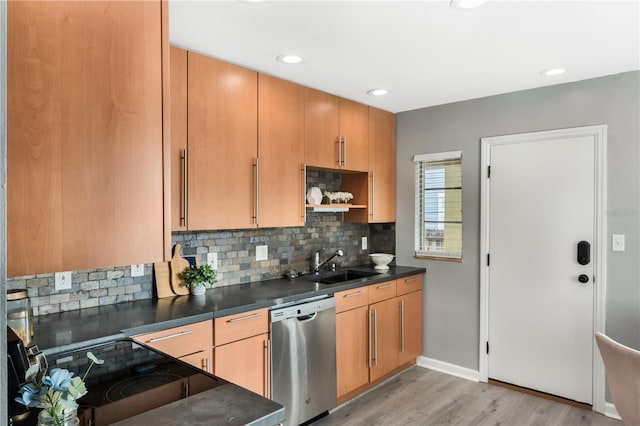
7;1;165;276
187;52;257;230
368;107;396;223
258;74;305;228
180;349;212;373
170;46;188;231
397;291;423;366
304;88;340;169
339;99;369;172
336;306;370;398
214;333;269;396
369;297;400;382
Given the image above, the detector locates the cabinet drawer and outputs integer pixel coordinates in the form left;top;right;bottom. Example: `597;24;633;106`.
214;308;268;346
396;274;423;296
335;287;370;313
133;320;212;359
368;280;397;304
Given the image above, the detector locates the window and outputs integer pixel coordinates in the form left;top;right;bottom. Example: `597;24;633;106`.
414;151;462;260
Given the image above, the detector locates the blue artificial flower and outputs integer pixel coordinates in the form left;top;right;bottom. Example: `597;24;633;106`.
42;368;74;393
15;382;45;408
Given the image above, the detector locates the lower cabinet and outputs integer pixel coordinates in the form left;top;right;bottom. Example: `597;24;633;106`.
336;305;369;397
213;308;269;397
335;274;424;402
132;320;213;374
214;333;269;396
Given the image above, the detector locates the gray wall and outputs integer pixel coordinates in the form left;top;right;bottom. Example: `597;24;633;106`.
396;71;640;370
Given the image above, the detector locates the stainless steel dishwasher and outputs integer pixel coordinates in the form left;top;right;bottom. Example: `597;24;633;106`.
270;296;336;426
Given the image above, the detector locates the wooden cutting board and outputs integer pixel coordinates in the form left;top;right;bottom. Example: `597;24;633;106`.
154;262;174;298
170;244;191;295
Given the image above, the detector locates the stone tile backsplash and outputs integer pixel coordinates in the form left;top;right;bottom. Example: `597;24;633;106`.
7;170;396;316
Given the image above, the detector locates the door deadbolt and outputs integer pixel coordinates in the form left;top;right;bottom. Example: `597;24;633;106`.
578;274;590;284
577;241;591;265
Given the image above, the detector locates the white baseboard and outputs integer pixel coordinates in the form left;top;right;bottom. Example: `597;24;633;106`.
603;402;621;420
417;356;480;382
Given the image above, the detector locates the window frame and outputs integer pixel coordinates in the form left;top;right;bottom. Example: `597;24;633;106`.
413;150;463;262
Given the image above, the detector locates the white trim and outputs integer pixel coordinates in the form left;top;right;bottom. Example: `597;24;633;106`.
479;125;608;414
413;150;462;162
417;356;480;382
604;402;621;420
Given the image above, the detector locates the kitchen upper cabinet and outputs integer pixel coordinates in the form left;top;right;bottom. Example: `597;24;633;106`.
368;107;396;223
186;51;258;230
7;0;166;277
305;88;368;172
170;46;188;231
257;74;305;228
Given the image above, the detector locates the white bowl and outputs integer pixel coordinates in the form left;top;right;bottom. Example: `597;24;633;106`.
369;253;394;270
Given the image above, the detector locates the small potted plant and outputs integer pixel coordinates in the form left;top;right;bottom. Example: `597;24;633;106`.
181;264;216;296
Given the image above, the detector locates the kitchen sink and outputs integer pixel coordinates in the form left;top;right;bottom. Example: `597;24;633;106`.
300;269;379;285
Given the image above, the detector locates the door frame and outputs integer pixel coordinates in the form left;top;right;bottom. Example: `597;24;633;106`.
479;125;608;413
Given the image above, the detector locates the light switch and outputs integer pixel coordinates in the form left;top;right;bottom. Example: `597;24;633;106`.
256;245;268;261
207;252;218;270
362;236;368;250
612;234;625;252
54;271;73;291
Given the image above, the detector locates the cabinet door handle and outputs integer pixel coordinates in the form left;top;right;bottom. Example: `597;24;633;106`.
302;163;307;222
181;149;188;227
368;309;373;368
370;170;375;218
264;339;269;398
344;290;365;298
342;136;347;166
404;277;419;283
227;312;262;323
336;137;342;166
253;158;259;225
401;300;405;353
373;308;378;367
376;283;394;290
148;330;192;343
204;357;210;372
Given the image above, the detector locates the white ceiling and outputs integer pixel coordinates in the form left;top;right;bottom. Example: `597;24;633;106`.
169;1;640;113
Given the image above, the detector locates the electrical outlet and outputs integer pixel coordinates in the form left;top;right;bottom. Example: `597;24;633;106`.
362;236;368;250
54;271;73;291
207;252;218;269
256;245;268;261
131;264;145;277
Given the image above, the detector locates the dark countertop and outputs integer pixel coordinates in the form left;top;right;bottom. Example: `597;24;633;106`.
33;264;425;355
112;384;285;426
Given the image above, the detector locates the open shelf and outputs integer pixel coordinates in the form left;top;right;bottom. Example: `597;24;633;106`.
306;204;367;212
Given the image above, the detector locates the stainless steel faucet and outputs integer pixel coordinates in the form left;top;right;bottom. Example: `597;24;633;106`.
313;249;344;273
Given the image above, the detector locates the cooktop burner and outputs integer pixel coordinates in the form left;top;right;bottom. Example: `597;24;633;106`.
105;372;184;402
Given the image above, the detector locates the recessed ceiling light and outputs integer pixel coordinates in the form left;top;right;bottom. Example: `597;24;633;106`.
367;88;389;96
450;0;487;10
276;54;303;64
541;68;566;76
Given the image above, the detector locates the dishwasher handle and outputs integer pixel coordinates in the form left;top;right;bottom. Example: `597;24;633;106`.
296;312;318;322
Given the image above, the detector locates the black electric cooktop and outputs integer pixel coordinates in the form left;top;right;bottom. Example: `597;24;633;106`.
12;339;226;426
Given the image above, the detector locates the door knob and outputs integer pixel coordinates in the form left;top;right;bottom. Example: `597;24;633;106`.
578;274;590;284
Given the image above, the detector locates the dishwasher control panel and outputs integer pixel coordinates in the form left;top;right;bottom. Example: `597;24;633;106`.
270;296;335;322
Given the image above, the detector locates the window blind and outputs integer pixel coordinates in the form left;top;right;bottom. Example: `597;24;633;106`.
414;151;462;259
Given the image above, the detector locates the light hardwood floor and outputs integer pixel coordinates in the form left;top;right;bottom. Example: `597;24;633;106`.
313;366;619;426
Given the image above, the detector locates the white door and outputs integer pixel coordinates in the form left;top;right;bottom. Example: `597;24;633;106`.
487;133;595;404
